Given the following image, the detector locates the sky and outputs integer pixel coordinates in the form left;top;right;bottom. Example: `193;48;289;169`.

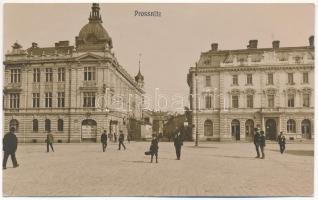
3;3;314;111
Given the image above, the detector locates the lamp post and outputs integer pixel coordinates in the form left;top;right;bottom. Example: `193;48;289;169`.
195;62;199;146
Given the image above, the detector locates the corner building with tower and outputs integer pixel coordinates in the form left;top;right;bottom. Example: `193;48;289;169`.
3;4;145;143
187;37;314;141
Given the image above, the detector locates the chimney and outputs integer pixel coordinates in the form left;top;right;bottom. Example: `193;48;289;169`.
211;43;218;51
309;35;314;47
247;40;258;49
32;42;38;48
272;40;280;49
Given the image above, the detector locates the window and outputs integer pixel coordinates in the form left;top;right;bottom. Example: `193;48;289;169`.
288;94;295;107
303;72;309;84
58;92;65;108
58;68;65;82
84;67;96;81
287;119;296;133
232;75;238;85
45;119;51;132
288;73;294;84
45;92;52;108
10;93;20;108
83;92;96;107
10;69;21;83
303;94;310;107
205;76;211;87
32;93;40;108
232;95;239;108
33;68;40;82
205;94;212;109
268;73;274;85
268;95;274;108
247;95;253;108
33;119;38;132
58;119;64;132
45;68;53;82
246;74;252;85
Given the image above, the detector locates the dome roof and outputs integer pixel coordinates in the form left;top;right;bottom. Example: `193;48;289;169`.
78;22;111;42
135;70;144;82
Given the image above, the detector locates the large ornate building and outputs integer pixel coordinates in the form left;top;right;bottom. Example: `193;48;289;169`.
187;37;314;141
3;3;145;143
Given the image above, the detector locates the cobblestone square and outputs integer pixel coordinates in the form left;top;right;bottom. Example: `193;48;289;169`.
3;142;314;197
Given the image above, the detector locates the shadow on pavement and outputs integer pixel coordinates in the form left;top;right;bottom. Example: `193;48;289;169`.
269;149;314;156
211;154;255;160
186;146;217;149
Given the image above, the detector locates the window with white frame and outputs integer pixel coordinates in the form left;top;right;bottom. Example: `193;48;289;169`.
84;67;96;81
10;69;21;83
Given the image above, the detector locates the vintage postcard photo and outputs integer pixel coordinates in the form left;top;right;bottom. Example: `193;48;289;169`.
2;2;315;197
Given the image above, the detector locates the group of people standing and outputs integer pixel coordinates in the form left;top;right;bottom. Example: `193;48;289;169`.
253;127;287;159
100;130;127;152
146;130;184;163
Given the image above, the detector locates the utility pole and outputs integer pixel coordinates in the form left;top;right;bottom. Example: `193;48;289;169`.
195;62;199;146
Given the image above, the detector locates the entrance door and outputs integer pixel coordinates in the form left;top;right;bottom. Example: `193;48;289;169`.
301;119;311;139
81;119;97;142
231;120;240;140
245;119;254;141
266;119;277;140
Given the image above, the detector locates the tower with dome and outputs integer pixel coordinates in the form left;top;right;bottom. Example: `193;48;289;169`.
3;3;145;143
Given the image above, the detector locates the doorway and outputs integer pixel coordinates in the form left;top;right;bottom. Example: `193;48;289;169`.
231;119;240;140
265;119;277;140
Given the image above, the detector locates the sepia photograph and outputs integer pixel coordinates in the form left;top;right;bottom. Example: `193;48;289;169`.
2;2;315;197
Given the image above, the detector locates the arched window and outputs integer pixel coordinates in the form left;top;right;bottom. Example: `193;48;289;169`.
45;119;51;132
287;119;296;133
33;119;38;132
9;119;19;132
58;119;64;132
204;120;213;136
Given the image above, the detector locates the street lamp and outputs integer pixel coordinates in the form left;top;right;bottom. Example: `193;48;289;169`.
195;62;199;146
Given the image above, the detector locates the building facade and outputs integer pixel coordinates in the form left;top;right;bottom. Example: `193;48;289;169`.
187;37;314;141
3;3;145;143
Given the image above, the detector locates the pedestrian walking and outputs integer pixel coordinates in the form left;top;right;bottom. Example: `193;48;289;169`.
127;134;131;144
174;130;183;160
118;131;126;150
277;131;286;154
3;127;19;169
46;131;54;152
259;131;266;159
254;128;261;158
101;130;108;152
150;134;159;163
114;132;118;143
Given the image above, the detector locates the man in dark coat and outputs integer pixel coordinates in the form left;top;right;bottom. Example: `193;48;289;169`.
150;134;159;163
254;128;261;158
3;127;19;169
101;130;108;152
258;131;266;159
174;131;183;160
277;131;286;154
118;131;126;150
46;131;54;152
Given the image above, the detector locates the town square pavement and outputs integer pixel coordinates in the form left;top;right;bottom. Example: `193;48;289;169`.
2;141;314;197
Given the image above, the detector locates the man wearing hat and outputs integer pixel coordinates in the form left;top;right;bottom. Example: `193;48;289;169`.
3;127;19;169
46;130;54;152
101;130;108;152
118;130;126;150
